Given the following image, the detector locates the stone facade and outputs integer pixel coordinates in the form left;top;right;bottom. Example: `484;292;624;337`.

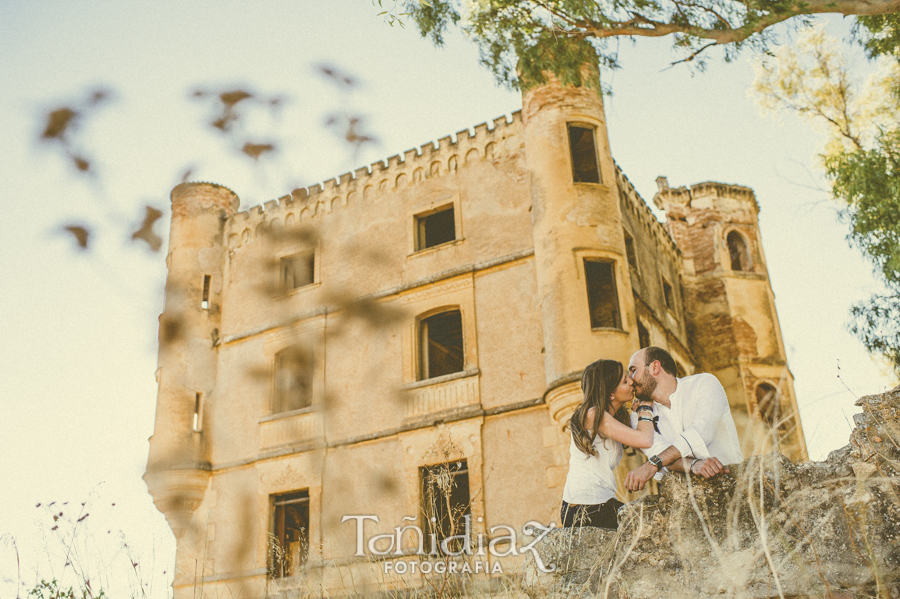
145;67;807;598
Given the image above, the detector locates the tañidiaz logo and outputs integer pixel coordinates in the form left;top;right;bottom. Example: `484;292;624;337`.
342;515;558;574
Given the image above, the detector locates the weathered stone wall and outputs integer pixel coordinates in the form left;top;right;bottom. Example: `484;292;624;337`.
527;385;900;599
614;168;693;373
654;181;807;461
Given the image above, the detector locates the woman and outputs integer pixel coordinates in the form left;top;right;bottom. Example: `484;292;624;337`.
560;359;655;529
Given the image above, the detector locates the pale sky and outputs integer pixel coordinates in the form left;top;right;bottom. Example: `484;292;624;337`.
0;2;895;598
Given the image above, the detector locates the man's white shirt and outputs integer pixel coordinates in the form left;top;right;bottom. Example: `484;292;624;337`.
631;373;744;477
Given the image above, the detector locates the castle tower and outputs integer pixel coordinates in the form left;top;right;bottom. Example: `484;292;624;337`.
520;48;638;429
653;179;808;461
144;182;240;538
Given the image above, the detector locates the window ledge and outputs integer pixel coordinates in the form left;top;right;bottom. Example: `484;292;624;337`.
259;406;316;424
590;327;629;334
403;368;480;391
274;281;322;300
267;573;310;590
727;270;767;281
409;237;465;258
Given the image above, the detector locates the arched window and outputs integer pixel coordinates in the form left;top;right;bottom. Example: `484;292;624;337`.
756;382;779;426
419;309;464;380
727;231;752;272
273;346;314;413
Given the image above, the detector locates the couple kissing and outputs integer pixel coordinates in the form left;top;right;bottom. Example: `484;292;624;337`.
560;346;743;529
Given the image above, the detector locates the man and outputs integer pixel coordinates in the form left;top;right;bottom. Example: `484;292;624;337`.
624;347;743;491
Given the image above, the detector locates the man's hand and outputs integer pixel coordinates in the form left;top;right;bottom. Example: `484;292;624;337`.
624;462;658;492
689;457;729;479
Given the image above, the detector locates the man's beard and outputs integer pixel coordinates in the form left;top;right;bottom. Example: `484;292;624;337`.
634;371;657;400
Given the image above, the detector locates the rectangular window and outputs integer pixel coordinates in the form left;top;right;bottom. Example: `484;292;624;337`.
662;279;675;311
568;125;601;184
584;259;621;329
419;310;464;380
420;461;470;552
416;205;456;251
192;392;203;432
637;321;650;349
273;347;313;413
201;275;211;310
270;490;310;578
280;251;315;291
623;231;639;273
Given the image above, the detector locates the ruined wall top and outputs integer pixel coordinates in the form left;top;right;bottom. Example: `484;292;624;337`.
652;178;761;216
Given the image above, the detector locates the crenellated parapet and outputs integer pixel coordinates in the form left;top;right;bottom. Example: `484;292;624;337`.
224;111;523;249
614;165;681;260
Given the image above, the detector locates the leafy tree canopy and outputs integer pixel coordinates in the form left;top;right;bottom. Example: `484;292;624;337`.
751;25;900;376
393;0;900;88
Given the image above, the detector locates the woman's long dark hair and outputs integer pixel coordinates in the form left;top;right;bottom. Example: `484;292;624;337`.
567;359;631;457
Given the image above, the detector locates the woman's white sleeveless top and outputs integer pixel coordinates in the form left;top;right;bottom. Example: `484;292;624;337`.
561;432;623;505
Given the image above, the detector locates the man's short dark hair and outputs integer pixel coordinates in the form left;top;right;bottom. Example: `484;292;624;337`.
644;346;677;376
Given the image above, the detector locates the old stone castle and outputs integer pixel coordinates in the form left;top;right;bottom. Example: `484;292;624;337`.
145;65;808;597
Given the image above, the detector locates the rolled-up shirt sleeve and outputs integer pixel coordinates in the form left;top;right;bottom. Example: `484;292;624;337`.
678;375;729;460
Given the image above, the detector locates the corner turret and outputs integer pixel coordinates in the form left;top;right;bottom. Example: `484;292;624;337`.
521;48;638;429
144;182;240;538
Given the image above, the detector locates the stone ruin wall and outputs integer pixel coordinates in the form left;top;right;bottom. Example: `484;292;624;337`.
654;181;806;461
527;384;900;599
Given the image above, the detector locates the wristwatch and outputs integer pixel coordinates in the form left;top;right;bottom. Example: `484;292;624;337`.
648;455;663;471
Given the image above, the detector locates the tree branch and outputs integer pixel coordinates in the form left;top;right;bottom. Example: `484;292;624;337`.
555;0;900;46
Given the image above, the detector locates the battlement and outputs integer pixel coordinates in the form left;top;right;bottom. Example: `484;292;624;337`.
225;111;524;248
614;165;681;259
653;179;760;214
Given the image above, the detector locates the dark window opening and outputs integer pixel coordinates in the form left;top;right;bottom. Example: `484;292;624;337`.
637;321;650;349
727;231;752;271
421;461;470;553
584;260;621;329
756;383;779;426
270;490;310;578
273;347;314;413
201;275;211;310
662;279;675;311
281;251;315;291
624;231;639;274
419;310;464;380
417;206;456;250
192;392;202;432
568;125;601;184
